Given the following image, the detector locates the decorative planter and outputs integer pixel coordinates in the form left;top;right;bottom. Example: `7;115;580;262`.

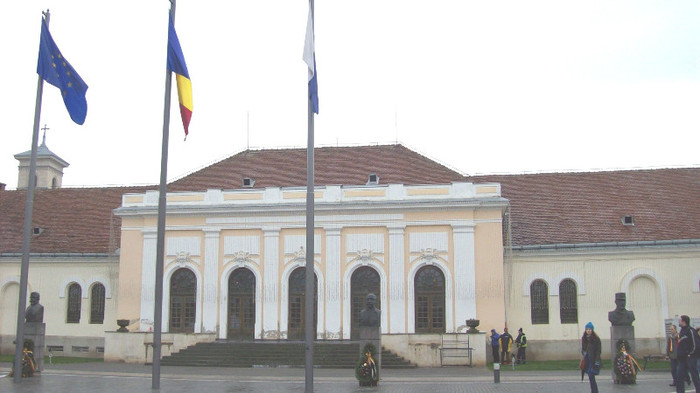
466;319;480;334
117;319;130;333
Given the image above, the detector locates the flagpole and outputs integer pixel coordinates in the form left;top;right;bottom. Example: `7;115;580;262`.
152;0;176;389
13;10;49;384
304;1;316;391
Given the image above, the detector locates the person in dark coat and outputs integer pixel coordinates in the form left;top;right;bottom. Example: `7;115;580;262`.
515;328;527;364
489;329;500;363
675;315;700;393
581;322;601;393
499;327;513;365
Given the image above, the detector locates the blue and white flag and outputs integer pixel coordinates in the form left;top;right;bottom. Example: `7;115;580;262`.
303;5;319;114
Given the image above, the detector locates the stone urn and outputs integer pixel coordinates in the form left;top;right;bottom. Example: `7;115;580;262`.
117;319;130;332
466;319;480;334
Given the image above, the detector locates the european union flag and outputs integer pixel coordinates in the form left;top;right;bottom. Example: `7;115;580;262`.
37;19;88;125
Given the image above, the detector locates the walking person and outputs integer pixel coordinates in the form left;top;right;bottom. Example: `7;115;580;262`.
697;327;700;379
676;315;700;393
489;329;500;363
515;328;527;364
581;322;601;393
500;327;513;365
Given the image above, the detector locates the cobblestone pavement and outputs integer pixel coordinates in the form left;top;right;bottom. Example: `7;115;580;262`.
0;362;689;393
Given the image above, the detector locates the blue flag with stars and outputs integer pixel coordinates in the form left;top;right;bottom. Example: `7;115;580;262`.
37;19;88;125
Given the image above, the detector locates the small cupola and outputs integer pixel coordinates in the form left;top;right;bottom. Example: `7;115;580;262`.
14;125;69;190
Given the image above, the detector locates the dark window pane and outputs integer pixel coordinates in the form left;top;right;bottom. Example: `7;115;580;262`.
67;283;82;324
351;266;380;339
414;266;445;333
90;283;105;324
559;279;578;324
169;268;197;333
530;280;549;324
228;268;256;339
287;267;317;340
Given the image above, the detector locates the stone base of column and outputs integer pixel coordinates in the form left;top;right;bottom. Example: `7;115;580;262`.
610;325;635;384
24;322;45;372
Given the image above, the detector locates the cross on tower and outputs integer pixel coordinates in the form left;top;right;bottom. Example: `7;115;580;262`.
41;124;49;145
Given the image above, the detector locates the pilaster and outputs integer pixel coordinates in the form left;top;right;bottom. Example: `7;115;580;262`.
453;224;476;327
388;225;406;333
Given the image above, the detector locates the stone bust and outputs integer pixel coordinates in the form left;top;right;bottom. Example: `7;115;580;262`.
608;292;635;326
25;292;44;323
359;293;381;327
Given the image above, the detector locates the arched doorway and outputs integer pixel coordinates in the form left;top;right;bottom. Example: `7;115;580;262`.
628;276;662;339
414;265;445;334
228;268;256;340
169;268;196;333
0;283;19;337
351;266;380;339
288;267;317;340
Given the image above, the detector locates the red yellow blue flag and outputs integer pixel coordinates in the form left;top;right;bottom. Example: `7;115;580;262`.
167;17;192;137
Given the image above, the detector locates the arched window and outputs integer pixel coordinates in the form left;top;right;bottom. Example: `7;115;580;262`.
530;279;549;324
67;283;82;323
90;283;106;324
414;265;445;334
288;267;317;340
228;268;255;340
169;268;196;333
559;279;578;324
351;266;381;339
51;177;58;189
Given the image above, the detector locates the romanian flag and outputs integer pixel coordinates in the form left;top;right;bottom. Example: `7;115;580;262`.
167;17;192;137
37;18;88;125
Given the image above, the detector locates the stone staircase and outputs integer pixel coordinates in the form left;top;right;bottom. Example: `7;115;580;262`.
160;340;416;368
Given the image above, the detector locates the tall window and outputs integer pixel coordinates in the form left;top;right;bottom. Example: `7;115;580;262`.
530;279;549;324
90;283;106;324
169;268;197;333
287;267;317;340
67;283;82;323
351;266;381;339
228;268;256;340
414;265;445;334
559;279;578;324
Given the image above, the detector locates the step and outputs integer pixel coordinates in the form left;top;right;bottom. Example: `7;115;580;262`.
160;340;416;368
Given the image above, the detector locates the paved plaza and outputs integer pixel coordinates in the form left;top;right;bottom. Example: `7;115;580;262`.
0;361;691;393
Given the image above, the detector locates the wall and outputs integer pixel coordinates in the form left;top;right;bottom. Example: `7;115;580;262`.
0;254;119;355
382;332;487;367
505;244;700;351
104;332;216;363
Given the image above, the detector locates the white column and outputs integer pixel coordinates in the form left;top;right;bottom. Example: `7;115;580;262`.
388;225;406;333
324;227;342;339
202;229;220;334
139;231;157;331
262;228;280;338
453;224;476;328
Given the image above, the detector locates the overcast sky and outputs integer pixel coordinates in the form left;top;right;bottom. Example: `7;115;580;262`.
1;0;699;189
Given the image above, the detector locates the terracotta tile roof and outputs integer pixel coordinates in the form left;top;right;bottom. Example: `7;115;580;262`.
470;168;700;247
2;145;698;255
168;144;467;191
0;186;150;254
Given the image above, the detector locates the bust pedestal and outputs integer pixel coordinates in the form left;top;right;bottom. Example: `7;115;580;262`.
610;325;635;384
24;322;46;372
359;325;381;384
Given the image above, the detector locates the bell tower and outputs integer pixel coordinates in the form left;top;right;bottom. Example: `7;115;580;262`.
14;125;70;190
